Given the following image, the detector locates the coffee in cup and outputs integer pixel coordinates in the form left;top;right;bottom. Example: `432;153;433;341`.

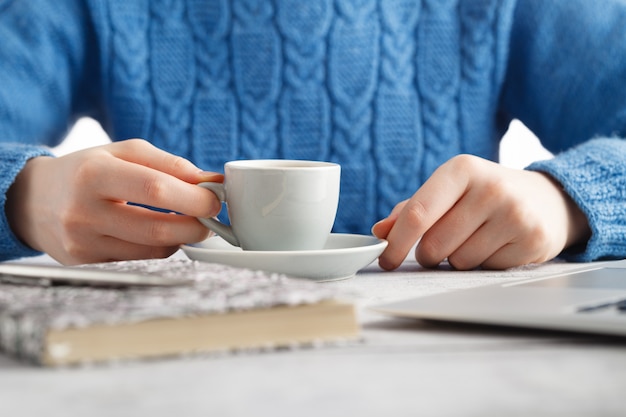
197;160;340;251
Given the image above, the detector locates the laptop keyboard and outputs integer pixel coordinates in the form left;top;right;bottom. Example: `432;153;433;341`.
578;299;626;314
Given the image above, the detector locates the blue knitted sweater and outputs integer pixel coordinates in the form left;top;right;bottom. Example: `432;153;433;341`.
1;0;626;262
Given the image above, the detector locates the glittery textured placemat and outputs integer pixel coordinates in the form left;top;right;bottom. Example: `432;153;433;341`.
0;259;352;365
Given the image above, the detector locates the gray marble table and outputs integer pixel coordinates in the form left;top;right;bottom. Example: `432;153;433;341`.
1;255;625;417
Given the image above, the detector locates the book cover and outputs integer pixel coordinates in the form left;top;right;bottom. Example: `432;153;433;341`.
0;259;359;366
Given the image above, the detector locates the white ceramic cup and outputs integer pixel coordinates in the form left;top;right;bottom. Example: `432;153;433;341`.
197;160;341;251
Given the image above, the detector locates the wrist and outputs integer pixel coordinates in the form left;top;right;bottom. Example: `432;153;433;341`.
563;192;592;251
540;172;591;250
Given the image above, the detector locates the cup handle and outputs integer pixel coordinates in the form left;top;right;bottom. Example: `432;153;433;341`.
196;182;240;247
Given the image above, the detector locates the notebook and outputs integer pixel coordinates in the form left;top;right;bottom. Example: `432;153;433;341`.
373;260;626;337
0;259;359;366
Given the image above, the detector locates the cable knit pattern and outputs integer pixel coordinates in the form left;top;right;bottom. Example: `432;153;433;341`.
108;0;152;142
189;0;238;170
458;0;498;158
232;0;281;159
329;0;379;230
418;0;461;179
150;0;195;155
278;0;332;161
374;0;422;218
2;0;626;264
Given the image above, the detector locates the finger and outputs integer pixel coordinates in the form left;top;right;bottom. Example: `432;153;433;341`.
478;243;528;270
92;202;211;247
479;230;555;270
59;236;181;265
94;156;222;218
378;161;471;270
95;237;180;263
107;139;223;184
443;218;515;270
415;187;493;268
371;200;408;239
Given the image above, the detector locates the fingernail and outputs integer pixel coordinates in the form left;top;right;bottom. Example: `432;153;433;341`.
371;222;381;237
198;171;224;182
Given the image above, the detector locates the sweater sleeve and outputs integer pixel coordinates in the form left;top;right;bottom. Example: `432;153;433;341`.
527;139;626;261
499;0;626;261
0;144;53;260
0;0;99;260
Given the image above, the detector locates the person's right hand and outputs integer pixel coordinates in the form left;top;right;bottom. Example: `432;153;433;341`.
6;139;223;265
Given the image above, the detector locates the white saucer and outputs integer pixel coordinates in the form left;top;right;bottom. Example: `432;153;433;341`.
181;233;388;282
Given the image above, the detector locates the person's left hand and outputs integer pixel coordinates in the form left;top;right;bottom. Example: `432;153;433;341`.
372;154;591;270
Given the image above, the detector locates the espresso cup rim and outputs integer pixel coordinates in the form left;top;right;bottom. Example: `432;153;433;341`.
225;159;339;170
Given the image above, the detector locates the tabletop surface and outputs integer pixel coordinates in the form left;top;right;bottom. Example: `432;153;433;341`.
1;254;625;417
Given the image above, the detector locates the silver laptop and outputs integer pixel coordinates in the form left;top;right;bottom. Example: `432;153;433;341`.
373;261;626;337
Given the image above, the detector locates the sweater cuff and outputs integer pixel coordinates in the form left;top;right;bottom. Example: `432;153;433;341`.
0;143;54;261
527;138;626;262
